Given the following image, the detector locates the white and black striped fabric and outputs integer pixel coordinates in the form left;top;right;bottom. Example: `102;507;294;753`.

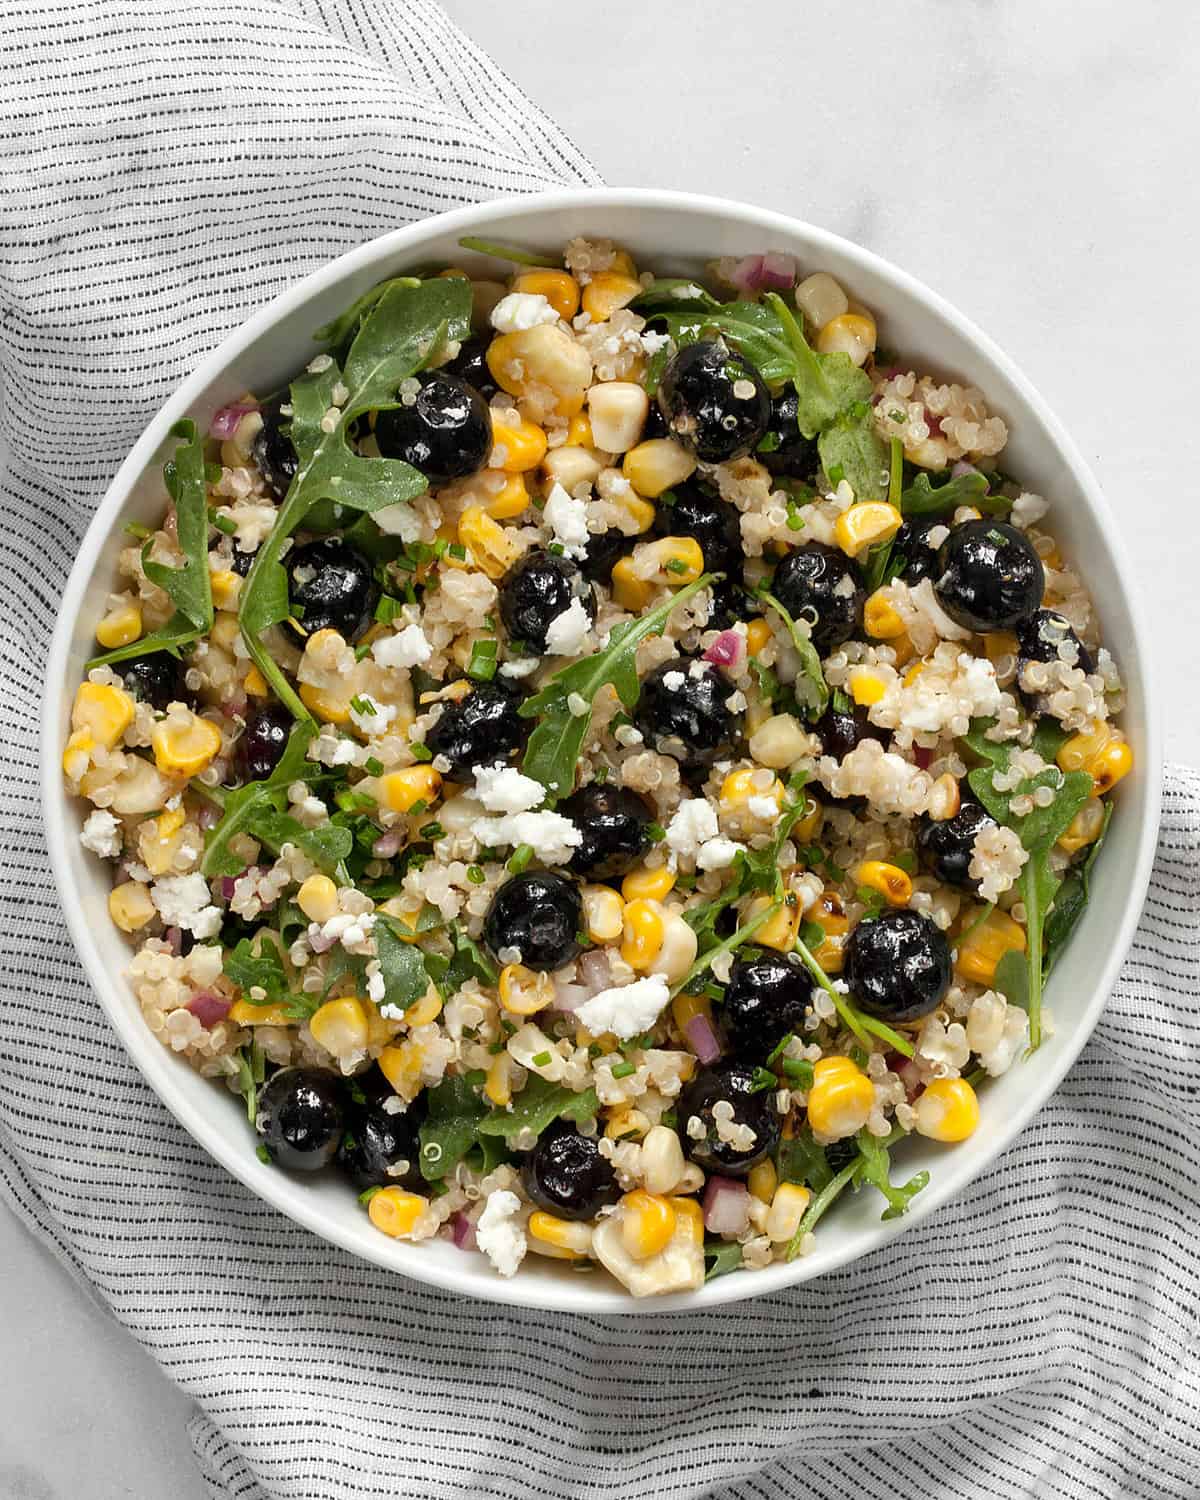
1;5;1197;1497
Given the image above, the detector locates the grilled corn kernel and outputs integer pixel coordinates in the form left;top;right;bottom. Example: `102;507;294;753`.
498;963;554;1017
141;806;186;875
792;793;824;845
847;667;888;707
955;907;1026;986
491;416;547;473
914;1076;980;1143
484;1051;513;1106
806;1055;874;1139
368;1187;427;1239
648;912;699;985
720;767;783;808
617;493;656;533
835;502;902;558
527;1211;592;1259
72;681;135;748
621;865;676;902
622;438;697;498
1057;721;1112;773
748;712;809;770
794;272;849;330
151;712;222;777
815;312;877;367
298;682;351;723
486;324;592;415
745;618;772;655
209;569;241;610
542;444;603;492
376;765;441;814
863;590;906;639
610;555;653;611
1058;798;1106;855
581;270;642;323
62;729;94;780
748;1159;778;1204
810;889;849;972
620;1190;677;1261
671;990;713;1035
457;505;522;578
297;873;338;923
586;381;649;453
229;997;293;1027
621;899;665;971
485;472;530;519
582;885;625;944
511;268;580;321
641;535;705;585
95;600;143;649
640;1124;686;1195
605;1107;651;1141
309;996;369;1056
405;986;444;1028
243;664;268;697
855;860;913;907
108;881;156;932
744;892;802;952
1088;738;1133;795
766;1182;812;1242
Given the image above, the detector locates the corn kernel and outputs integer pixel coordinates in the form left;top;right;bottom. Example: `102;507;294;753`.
671;990;713;1035
587;381;649;453
618;493;656;534
720;767;783;808
927;772;961;822
376;765;442;813
566;412;593;446
108;880;156;932
141;806;186;875
604;1107;651;1141
405;986;444;1027
610;555;653;611
298;682;351;724
914;1076;980;1143
484;472;530;519
62;729;94;781
377;1039;423;1095
620;1189;676;1260
72;681;135;748
210;569;241;611
855;860;913;907
229;997;293;1026
809;889;848;972
794;272;849;329
746;619;772;655
807;1055;874;1139
527;1211;592;1259
792;794;824;845
498;962;554;1016
835;502;902;558
378;898;425;942
1058;798;1106;855
640;535;705;586
297;873;338;923
151;712;222;777
848;668;887;707
620;899;665;971
622;438;697;498
243;664;269;697
542;444;603;493
1057;721;1111;773
368;1187;427;1239
581;270;642;323
484;1051;513;1106
486;325;591;416
955;907;1026;986
766;1182;812;1242
903;660;926;688
210;613;241;653
582;885;624;944
95;600;143;649
511;268;580;321
621;865;676;902
815;312;877;367
670;1195;704;1244
491;415;547;473
744;892;802;952
748;1159;778;1204
748;712;809;770
863;590;906;639
309;996;369;1056
457;505;522;579
1089;738;1133;795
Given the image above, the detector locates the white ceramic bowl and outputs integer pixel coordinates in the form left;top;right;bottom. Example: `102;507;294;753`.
42;189;1162;1312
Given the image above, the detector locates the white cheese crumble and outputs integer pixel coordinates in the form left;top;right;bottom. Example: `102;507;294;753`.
80;809;122;859
543;482;590;560
499;657;541;679
665;798;719;860
662;670;686;692
150;873;222;938
490;292;560;334
372;624;432;670
695;835;745;871
349;698;397;738
470;810;582;864
371;502;423;541
574;974;671;1041
475;1189;527;1277
544;597;592;656
473;764;544;814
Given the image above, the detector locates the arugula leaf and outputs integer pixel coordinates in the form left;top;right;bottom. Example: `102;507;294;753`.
674;899;783;996
89;421;214;667
785;1155;860;1259
519;571;718;799
417;1075;488;1181
900;470;1011;518
426;922;499;998
224;937;290;1005
1044;801;1113;971
1032;717;1071;762
476;1075;599;1144
817;406;889;505
738;772;813;899
457;235;558;268
243;806;353;876
462;1134;514;1177
993;948;1029;1009
776;1131;834;1194
854;1132;929;1221
200;723;324;878
704;1241;744;1280
232;1039;265;1123
756;590;829;717
312;275;419;350
373;918;434;1012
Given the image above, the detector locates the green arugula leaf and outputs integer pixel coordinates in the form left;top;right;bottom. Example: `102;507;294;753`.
899;469;1008;517
426;922;499;998
232;1039;265;1123
476;1075;599;1144
776;1130;834;1194
457;235;559;268
703;1240;744;1280
993;948;1029;1009
223;936;290;1005
200;723;323;878
673;900;782;997
854;1132;929;1221
762;293;875;439
817;406;889;505
1032;717;1072;762
757;590;829;717
374;918;434;1012
738;772;813;899
1044;801;1113;971
417;1075;488;1181
243;807;354;876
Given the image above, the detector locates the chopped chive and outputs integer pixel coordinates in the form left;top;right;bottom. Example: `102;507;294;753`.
467;638;499;682
364;756;384;777
408;797;429;816
419;822;444;841
610;1061;636;1079
593;766;609;784
531;1051;552;1067
467;865;486;885
256;1144;272;1165
124;520;153;540
447;542;467;561
645;822;666;843
749;1066;778;1093
212;513;238;536
409;743;432;762
506;843;534;874
664;557;689;575
358;1185;381;1205
765;1031;795;1066
781;1057;814;1087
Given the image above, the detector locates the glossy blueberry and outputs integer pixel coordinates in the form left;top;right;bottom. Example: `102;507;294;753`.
634;659;740;772
708;581;758;633
286;536;379;642
498;549;596;654
722;952;814;1059
424;680;527;781
811;695;886;761
890;515;944;584
483;871;582;971
522;1122;621;1220
256;1068;344;1171
934;519;1045;632
676;1061;781;1176
640;400;669;441
251;395;298;500
771;542;866;655
759;388;820;478
119;652;187;711
373;372;492;485
579;527;638;586
230;545;257;578
561;782;652;881
1016;608;1094;711
237;702;291;783
441;334;498;401
219;910;259;951
916;797;997;892
843;909;951;1023
657;340;771;463
654;481;742;576
336;1094;424;1191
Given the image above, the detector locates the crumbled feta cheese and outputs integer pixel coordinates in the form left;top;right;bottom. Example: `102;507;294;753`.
475;1189;527;1277
665;798;719;859
150;873;222;938
544;598;591;656
747;795;780;821
349;698;396;738
544;482;590;560
499;657;540;679
1010;491;1049;529
575;974;671;1041
372;624;432;670
490;292;560;334
371;502;423;541
365;960;386;1004
470;810;582;864
695;835;745;871
662;670;685;692
80;809;122;859
473;765;544;815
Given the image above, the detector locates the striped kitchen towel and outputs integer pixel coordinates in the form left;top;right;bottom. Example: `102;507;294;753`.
1;3;1197;1498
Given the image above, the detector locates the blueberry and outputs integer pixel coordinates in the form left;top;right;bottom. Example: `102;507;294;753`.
722;952;814;1059
654;481;742;577
759;389;820;478
286;536;379;642
579;527;638;587
251;395;299;500
230;545;257;578
119;652;187;711
373;372;492;485
522;1122;621;1220
483;871;582;971
561;782;652;881
811;695;886;760
440;334;498;401
1016;608;1094;712
934;519;1045;632
336;1094;424;1191
676;1061;782;1177
916;797;997;892
634;659;740;772
256;1068;344;1171
498;549;596;654
771;542;866;655
657;340;771;462
843;909;951;1023
890;515;944;584
237;702;292;783
424;680;527;781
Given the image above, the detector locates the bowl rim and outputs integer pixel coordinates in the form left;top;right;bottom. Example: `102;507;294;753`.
41;186;1163;1313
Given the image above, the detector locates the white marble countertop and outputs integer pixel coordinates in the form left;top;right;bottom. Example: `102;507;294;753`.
3;2;1196;1493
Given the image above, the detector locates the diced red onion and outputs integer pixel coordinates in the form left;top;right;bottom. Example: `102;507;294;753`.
163;926;184;956
218;875;239;901
578;949;612;997
222;693;248;720
874;365;904;382
308;929;337;954
703;1176;750;1236
450;1211;477;1251
728;252;796;294
913;746;934;770
372;828;403;858
209;402;258;441
186;991;232;1027
683;1012;722;1064
197;802;221;831
703;629;747;672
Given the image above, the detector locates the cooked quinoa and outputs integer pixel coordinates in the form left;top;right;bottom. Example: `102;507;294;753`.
63;239;1132;1296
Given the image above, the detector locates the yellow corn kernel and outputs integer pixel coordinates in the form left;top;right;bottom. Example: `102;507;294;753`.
498;962;555;1017
1057;721;1112;774
368;1187;427;1239
855;860;913;907
72;681;135;748
581;270;642;323
766;1182;812;1243
670;1195;704;1244
377;1038;423;1095
744;892;802;952
108;880;156;932
363;997;403;1048
748;1159;778;1204
486;325;592;416
298;682;351;724
815;312;877;367
1089;738;1133;795
622;438;697;498
1058;798;1106;855
620;1190;677;1260
141;806;186;875
309;996;370;1056
297;873;338;923
527;1210;592;1259
809;889;849;973
405;986;444;1027
620;899;665;971
792;793;824;845
582;885;624;944
229;997;293;1026
457;505;522;579
746;619;772;655
848;667;887;707
834;502;902;558
914;1076;980;1143
671;990;713;1036
211;613;242;654
642;535;705;585
903;660;926;688
606;248;637;278
720;767;783;808
378;897;426;943
209;569;241;611
95;600;143;649
806;1055;874;1139
376;765;442;813
617;493;656;534
62;728;94;780
484;1051;513;1107
605;1107;651;1141
437;266;469;279
484;473;530;519
491;415;548;473
955;907;1026;986
863;590;906;640
511;268;580;321
610;555;653;611
151;712;222;777
621;864;676;902
243;664;268;697
566;412;594;446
